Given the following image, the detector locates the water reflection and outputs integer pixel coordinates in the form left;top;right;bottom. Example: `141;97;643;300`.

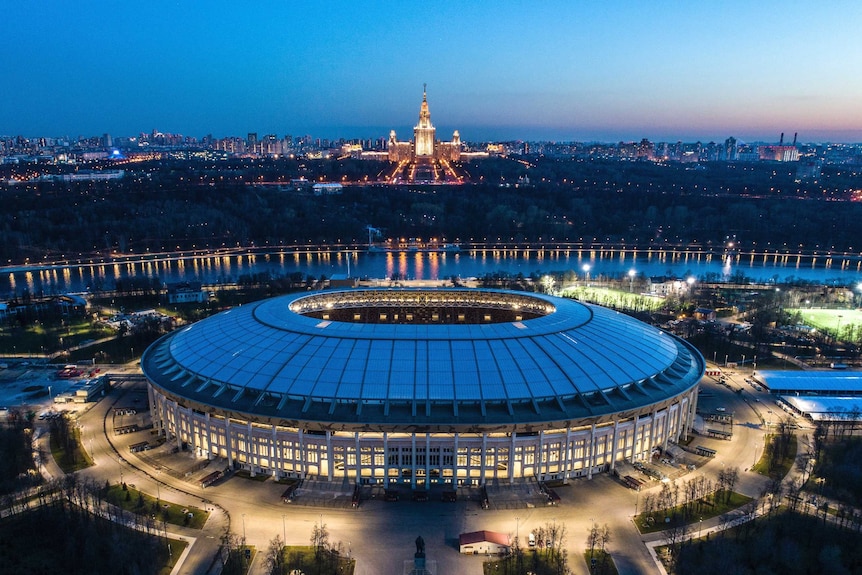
1;246;860;296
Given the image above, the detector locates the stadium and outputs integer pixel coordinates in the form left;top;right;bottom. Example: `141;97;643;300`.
141;288;704;487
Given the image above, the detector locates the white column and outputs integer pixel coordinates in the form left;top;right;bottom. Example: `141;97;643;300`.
480;433;487;484
508;433;516;483
272;425;279;477
383;432;389;488
174;401;182;451
587;423;596;479
410;432;427;489
224;416;233;468
247;421;254;475
662;407;672;451
610;418;619;471
355;432;362;483
453;433;460;484
537;431;545;480
326;431;334;481
648;410;658;457
425;434;431;486
298;429;306;479
205;412;213;459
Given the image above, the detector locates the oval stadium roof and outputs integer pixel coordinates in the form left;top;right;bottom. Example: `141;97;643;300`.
142;289;704;429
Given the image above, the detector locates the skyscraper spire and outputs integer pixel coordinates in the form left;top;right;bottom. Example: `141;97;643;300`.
414;84;435;156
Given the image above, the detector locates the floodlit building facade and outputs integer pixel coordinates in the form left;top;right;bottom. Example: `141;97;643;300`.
388;87;462;163
142;289;704;488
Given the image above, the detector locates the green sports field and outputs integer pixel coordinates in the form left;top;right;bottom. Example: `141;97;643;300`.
787;308;862;342
560;286;665;312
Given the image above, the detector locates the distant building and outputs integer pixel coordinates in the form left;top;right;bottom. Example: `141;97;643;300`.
166;282;206;304
312;182;343;196
328;274;358;289
724;137;738;161
795;160;822;181
387;86;463;164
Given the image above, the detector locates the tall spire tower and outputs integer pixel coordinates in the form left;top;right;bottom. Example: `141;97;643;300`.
413;84;436;157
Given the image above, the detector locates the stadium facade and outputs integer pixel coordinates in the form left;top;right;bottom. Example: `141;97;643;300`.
142;289;704;487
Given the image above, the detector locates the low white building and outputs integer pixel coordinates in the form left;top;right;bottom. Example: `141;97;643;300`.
459;531;510;555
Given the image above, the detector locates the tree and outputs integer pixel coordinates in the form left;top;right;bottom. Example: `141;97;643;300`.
264;535;285;575
310;520;329;566
586;521;600;562
724;466;739;503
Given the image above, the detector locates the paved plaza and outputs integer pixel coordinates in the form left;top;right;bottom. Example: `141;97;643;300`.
1;360;797;575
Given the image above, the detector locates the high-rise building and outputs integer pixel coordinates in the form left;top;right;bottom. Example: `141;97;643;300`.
724;137;738;161
413;86;436;157
387;86;463;164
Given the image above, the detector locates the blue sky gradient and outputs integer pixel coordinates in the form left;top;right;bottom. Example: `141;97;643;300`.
3;1;861;142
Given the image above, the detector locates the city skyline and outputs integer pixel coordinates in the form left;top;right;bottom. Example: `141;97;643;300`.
3;1;862;142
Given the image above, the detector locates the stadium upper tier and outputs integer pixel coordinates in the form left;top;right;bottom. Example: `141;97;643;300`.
142;288;704;430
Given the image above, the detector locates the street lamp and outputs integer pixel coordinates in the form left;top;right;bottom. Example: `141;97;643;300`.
515;516;520;546
628;269;636;293
282;514;286;543
582;264;591;284
242;513;247;541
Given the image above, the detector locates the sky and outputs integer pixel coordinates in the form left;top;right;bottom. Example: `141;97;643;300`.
3;1;862;143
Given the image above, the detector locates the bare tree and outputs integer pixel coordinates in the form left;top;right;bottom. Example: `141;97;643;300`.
586;521;600;562
725;466;739;503
264;535;285;575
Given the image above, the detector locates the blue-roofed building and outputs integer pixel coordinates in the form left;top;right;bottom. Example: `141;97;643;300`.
142;289;704;487
754;371;862;396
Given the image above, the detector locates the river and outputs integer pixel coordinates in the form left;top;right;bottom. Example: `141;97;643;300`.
3;245;861;296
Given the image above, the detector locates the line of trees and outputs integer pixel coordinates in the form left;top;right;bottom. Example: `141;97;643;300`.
0;475;172;574
639;469;739;526
3;158;862;265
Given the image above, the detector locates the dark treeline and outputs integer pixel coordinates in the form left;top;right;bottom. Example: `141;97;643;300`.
2;157;861;264
674;511;862;575
0;415;37;494
0;477;172;575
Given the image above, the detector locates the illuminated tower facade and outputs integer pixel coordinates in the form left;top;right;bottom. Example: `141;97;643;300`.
413;85;436;157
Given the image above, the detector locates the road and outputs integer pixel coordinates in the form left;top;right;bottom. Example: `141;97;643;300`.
25;363;796;575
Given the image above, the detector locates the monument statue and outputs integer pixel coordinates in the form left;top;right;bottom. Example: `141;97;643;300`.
415;535;425;556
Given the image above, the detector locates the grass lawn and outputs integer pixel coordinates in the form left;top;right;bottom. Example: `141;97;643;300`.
283;545;355;575
158;538;189;575
583;550;618;575
560;286;665;312
484;549;569;575
105;484;209;529
787;307;862;342
752;434;797;479
635;491;754;534
49;426;93;473
0;319;114;355
65;331;162;364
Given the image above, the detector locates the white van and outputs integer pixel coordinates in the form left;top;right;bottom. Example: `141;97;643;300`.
528;533;536;547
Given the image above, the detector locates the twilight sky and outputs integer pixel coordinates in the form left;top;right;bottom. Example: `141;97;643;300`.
3;1;862;142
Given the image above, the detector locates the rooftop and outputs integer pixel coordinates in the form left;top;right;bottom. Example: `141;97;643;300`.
142;288;703;429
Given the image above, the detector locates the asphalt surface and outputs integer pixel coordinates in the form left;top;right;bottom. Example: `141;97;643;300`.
19;363;802;575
